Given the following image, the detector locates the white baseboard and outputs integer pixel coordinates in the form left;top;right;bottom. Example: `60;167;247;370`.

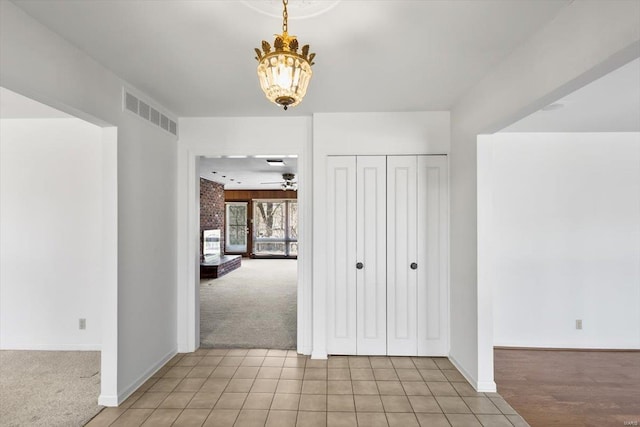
110;347;177;407
297;345;312;356
0;343;101;351
448;354;496;393
98;394;118;406
310;351;328;359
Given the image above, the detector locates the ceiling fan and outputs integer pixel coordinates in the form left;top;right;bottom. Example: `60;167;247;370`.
261;173;298;191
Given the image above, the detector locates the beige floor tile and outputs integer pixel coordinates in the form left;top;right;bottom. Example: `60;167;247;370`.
396;369;423;381
445;414;482;427
408;395;442;413
149;378;181;392
402;381;431;396
370;357;394;369
119;391;144;408
138;378;159;392
233;367;260;379
306;359;328;368
352;380;378;395
246;349;268;357
427;382;459;396
85;407;128;426
442;369;466;382
436;397;472;414
354;394;384;412
299;394;327;411
198;357;223;367
227;349;249;357
263;357;286;367
203;409;239;426
131;392;170;409
267;349;288;357
296;410;326;427
251;378;278;393
233;409;268;427
451;382;483;397
506;414;531;427
141;408;181;426
192;350;208;357
200;378;230;393
420;370;448;382
211;366;237;379
242;392;274;409
462;397;501;414
302;380;327;394
187;366;216;378
206;349;229;356
219;356;244;367
412;358;438;370
357;412;389;427
284;357;307;368
240;357;264;367
110;408;154;426
277;379;303;393
304;368;327;380
164;366;193;378
271;393;301;410
328;368;351;380
159;391;196;409
225;378;254;392
328;380;353;394
434;358;455;370
350;368;375;380
373;369;399;381
489;397;518;415
187;391;221;409
381;395;413;412
476;414;513;426
266;410;298;427
257;367;283;379
416;413;452;427
177;356;204;367
348;357;371;369
214;392;247;409
175;378;207;392
281;367;305;379
327;411;357;427
327;356;349;368
377;381;405;395
173;409;212;426
386;412;419;427
327;394;355;412
390;357;416;369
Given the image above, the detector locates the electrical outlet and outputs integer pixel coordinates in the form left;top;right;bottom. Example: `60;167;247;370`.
79;318;86;330
575;319;582;330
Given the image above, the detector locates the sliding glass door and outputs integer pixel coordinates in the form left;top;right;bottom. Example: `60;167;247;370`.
253;199;298;258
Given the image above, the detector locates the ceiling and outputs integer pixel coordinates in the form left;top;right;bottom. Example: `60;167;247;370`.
0;87;72;118
12;0;570;117
200;156;298;190
502;58;640;132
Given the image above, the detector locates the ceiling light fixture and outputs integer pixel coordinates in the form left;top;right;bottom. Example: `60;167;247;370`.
255;0;315;111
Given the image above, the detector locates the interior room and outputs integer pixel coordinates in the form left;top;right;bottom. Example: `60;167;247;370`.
1;1;638;426
198;156;299;350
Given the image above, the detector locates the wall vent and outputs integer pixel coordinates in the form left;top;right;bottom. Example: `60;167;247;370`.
123;89;178;136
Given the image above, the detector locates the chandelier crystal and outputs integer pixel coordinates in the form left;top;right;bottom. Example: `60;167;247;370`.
255;0;315;110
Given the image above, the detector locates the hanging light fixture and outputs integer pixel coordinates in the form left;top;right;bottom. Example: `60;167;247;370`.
254;0;315;111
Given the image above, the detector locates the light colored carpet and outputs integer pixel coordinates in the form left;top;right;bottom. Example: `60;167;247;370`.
0;350;102;427
200;258;297;349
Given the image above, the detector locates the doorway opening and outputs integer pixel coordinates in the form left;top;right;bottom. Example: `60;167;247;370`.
197;155;299;349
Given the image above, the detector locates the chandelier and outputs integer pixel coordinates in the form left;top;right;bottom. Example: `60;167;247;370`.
255;0;315;110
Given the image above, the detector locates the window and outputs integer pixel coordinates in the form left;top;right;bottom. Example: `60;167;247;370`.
225;202;248;253
253;199;297;257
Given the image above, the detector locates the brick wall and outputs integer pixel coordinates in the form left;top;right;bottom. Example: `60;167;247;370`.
200;178;225;258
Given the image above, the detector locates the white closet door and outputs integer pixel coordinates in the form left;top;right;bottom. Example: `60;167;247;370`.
387;156;418;355
417;156;449;356
356;156;387;355
327;156;357;354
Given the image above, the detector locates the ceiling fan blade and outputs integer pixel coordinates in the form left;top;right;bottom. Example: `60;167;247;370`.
260;181;285;184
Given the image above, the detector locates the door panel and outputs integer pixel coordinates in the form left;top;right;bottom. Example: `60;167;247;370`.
387;156;418;356
327;156;357;354
417;156;449;355
225;202;248;253
356;156;387;355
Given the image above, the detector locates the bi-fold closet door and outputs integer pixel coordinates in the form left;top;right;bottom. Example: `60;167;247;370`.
327;155;449;356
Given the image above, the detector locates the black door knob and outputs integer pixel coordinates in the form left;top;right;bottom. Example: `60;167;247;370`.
356;262;364;270
410;262;418;270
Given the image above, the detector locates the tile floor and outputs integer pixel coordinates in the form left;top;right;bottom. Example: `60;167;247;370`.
86;349;529;427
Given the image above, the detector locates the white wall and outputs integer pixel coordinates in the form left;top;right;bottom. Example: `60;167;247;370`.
1;1;178;405
1;118;103;350
450;0;640;391
485;132;640;349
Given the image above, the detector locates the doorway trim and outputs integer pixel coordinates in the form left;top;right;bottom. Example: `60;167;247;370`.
177;139;313;355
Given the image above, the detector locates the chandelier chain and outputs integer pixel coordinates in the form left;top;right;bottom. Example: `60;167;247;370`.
282;0;288;33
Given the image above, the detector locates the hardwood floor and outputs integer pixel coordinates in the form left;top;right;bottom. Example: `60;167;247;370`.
494;348;640;427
